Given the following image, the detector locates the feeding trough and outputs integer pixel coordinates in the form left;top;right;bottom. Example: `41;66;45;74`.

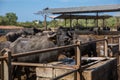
36;57;117;80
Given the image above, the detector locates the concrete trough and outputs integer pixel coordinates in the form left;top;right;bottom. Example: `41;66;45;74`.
36;57;117;80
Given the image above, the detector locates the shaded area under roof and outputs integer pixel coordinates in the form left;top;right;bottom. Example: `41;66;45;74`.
54;14;112;19
36;4;120;14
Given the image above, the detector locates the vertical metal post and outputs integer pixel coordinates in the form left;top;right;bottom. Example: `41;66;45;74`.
44;15;47;30
75;40;81;80
110;37;113;44
103;18;105;27
96;12;98;27
65;19;66;27
1;58;4;80
1;49;12;80
86;18;87;27
117;17;119;28
77;19;79;25
70;13;72;28
8;50;12;80
118;36;120;64
94;19;96;27
104;37;108;57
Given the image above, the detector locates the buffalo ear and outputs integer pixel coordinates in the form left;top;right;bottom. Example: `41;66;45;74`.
47;33;56;39
47;33;57;44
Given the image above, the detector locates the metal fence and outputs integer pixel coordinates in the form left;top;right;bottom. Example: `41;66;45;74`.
0;35;120;80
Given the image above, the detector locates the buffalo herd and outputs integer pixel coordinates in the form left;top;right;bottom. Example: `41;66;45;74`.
0;27;97;79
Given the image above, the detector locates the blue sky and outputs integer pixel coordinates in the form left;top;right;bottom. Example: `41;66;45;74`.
0;0;120;22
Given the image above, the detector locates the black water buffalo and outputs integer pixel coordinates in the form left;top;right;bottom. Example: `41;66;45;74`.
8;34;58;79
10;35;58;63
73;34;97;57
9;35;54;78
33;27;43;34
0;41;11;52
56;26;97;57
103;27;110;31
5;30;28;42
8;28;73;79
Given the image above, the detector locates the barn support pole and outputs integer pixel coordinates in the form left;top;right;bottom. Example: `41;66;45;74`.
86;18;87;27
77;19;79;25
75;40;81;80
116;17;119;29
103;18;105;27
96;12;99;27
1;49;12;80
44;15;47;30
94;19;96;27
104;37;108;57
70;13;72;29
65;19;66;27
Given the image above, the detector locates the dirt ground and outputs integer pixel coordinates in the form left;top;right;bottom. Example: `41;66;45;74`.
0;36;6;42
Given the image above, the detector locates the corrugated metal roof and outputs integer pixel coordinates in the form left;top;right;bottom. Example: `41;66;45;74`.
36;4;120;14
54;14;112;19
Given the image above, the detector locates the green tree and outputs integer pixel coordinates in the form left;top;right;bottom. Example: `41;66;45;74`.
5;12;18;25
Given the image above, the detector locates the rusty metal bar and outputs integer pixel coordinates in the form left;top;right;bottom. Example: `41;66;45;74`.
12;62;76;70
108;35;120;39
0;56;7;60
11;44;77;59
82;58;108;69
53;69;79;80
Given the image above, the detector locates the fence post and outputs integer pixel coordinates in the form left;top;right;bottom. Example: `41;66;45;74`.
119;36;120;53
1;49;12;80
104;36;108;57
110;37;113;44
75;40;81;80
118;36;120;64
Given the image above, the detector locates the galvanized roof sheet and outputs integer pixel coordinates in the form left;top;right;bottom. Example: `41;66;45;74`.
36;4;120;14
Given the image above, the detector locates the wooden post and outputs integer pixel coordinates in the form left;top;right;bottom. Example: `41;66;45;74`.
75;40;81;80
1;49;12;80
104;37;108;57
